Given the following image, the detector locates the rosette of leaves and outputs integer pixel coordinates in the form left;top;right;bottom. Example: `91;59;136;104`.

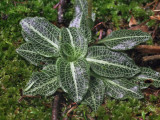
16;0;160;111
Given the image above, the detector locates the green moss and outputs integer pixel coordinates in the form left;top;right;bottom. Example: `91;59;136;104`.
0;0;58;119
67;97;160;120
93;0;153;28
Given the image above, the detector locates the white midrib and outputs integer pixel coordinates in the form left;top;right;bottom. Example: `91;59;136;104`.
23;22;58;49
66;28;75;47
98;36;148;43
79;0;84;11
70;62;78;100
107;80;141;96
25;77;57;92
86;58;131;69
24;81;35;91
90;90;96;111
17;49;37;54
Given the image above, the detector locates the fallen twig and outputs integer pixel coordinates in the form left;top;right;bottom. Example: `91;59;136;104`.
18;95;41;103
61;102;77;119
18;89;42;102
143;55;160;61
92;22;107;30
67;104;78;116
136;45;160;54
144;0;157;9
153;0;159;10
152;25;158;39
52;93;61;120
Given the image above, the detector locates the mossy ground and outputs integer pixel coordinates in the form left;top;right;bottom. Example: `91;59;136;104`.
0;0;160;119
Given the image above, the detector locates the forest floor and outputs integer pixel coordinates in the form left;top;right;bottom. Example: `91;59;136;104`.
1;0;160;120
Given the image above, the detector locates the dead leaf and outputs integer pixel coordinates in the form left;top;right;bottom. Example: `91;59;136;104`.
150;15;160;20
129;15;137;27
129;25;149;33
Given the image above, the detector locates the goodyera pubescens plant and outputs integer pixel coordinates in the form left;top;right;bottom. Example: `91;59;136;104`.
16;0;160;111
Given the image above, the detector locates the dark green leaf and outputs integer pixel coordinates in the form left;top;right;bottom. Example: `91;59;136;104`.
103;78;143;99
20;17;60;57
16;43;55;66
60;28;88;61
131;67;160;89
70;0;91;42
98;30;151;51
56;58;90;103
86;46;140;78
24;65;59;97
82;78;105;111
74;0;88;16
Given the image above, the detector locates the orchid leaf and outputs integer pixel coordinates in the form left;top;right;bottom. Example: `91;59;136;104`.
82;78;105;111
74;0;88;16
86;46;140;78
57;57;90;103
98;30;151;51
60;27;88;61
69;0;91;42
16;43;55;66
20;17;60;57
24;65;59;97
103;78;143;99
131;67;160;89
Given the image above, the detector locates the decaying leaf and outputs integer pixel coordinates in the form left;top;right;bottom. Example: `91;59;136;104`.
129;15;137;27
150;15;160;20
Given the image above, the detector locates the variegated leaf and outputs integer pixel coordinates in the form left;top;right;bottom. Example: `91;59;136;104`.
60;28;88;61
70;13;91;43
74;0;88;17
131;67;160;89
103;78;143;99
70;0;91;42
86;46;140;78
82;78;105;111
98;30;151;51
20;17;60;57
56;58;90;103
42;64;58;77
16;43;55;66
24;65;59;97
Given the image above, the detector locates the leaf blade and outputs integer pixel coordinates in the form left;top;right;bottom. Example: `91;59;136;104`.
98;30;151;51
86;46;140;78
24;65;59;97
16;43;55;66
103;78;143;99
131;67;160;89
60;28;88;59
70;0;92;43
20;17;60;57
82;78;105;111
74;0;88;17
57;58;90;103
